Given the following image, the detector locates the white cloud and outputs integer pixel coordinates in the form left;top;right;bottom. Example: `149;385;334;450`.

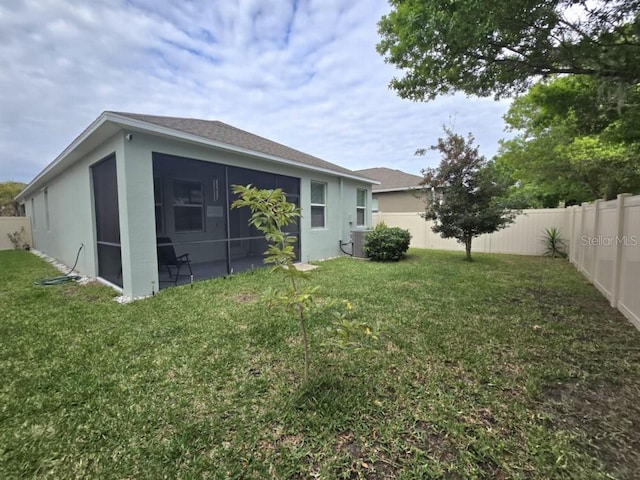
0;0;513;183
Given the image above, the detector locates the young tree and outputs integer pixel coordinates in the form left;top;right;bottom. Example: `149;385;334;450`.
419;128;516;261
231;185;379;383
231;185;316;383
377;0;640;101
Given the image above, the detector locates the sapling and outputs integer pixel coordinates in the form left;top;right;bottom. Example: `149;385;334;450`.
231;185;380;383
231;184;382;383
231;184;317;383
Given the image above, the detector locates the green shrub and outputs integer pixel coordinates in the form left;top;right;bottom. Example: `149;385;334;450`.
363;223;411;261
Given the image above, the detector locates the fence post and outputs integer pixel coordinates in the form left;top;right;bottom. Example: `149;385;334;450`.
591;199;601;283
568;206;575;264
579;202;588;276
611;194;631;308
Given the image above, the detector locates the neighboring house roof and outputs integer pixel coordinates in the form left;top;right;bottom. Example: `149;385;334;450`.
355;167;424;193
17;111;378;201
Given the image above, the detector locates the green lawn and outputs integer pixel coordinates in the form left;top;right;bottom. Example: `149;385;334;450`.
1;249;639;479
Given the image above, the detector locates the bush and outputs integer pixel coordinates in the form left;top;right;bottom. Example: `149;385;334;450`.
363;223;411;261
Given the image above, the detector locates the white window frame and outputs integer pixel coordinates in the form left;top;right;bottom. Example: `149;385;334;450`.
356;188;367;227
172;178;204;233
31;198;36;230
44;188;50;231
154;176;164;233
310;181;326;229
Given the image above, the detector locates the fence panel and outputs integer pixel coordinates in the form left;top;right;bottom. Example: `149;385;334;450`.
374;208;569;255
581;204;597;279
0;217;32;251
593;200;618;300
617;196;640;328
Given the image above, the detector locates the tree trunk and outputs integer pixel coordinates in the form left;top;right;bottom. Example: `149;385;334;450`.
464;237;472;262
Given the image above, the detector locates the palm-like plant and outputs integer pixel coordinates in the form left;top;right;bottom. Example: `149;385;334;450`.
542;227;567;258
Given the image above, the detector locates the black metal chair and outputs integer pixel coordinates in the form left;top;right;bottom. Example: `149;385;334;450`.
157;237;193;285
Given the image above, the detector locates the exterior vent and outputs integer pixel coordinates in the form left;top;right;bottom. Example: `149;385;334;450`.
351;230;371;258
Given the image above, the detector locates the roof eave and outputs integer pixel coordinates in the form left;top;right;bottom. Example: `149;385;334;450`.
107;112;379;184
17;112;379;201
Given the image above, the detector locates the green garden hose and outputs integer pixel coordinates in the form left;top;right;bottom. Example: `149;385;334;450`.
34;244;84;286
34;275;82;286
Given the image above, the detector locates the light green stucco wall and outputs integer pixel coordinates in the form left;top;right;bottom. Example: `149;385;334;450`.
125;132;372;271
24;128;372;299
24;134;124;282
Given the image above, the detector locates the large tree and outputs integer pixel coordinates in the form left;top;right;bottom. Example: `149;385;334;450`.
0;181;26;216
419;128;516;261
496;76;640;203
377;0;640;101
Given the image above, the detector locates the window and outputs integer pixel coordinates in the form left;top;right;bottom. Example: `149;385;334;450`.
173;179;203;232
310;181;326;229
372;198;379;213
154;177;163;233
356;189;367;226
44;188;50;231
31;198;36;230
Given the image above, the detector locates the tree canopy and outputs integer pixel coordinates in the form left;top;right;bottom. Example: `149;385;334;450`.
419;128;516;261
377;0;640;100
0;181;26;216
495;76;640;204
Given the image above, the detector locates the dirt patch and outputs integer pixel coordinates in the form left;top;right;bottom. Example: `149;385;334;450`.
337;432;362;458
408;421;457;465
542;380;640;479
230;292;258;304
512;286;621;324
335;432;398;480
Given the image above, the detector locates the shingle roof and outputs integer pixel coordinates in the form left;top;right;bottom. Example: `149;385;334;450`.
355;167;423;192
110;112;362;178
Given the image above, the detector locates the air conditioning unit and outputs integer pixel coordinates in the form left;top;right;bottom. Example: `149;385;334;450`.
351;230;372;258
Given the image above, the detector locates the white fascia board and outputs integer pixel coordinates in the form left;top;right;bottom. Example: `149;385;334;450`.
106;112;381;185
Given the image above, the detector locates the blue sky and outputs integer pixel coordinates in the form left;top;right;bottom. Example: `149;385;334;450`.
1;0;513;184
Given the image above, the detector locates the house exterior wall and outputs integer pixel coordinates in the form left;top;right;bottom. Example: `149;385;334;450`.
23;134;124;280
374;191;424;213
123;132;370;273
21;128;371;299
24;130;368;298
118;132;157;298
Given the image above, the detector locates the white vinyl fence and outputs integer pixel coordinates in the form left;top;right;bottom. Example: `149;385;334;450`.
373;208;570;256
0;217;32;251
568;194;640;330
373;193;640;330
